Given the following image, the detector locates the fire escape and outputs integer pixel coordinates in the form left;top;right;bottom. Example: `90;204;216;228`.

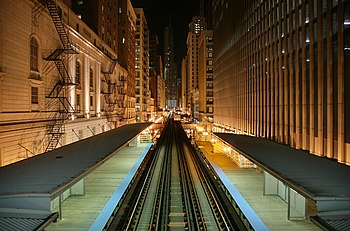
35;0;78;152
101;59;118;123
116;74;127;122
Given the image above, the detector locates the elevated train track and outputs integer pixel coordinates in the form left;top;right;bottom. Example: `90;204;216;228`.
105;119;249;230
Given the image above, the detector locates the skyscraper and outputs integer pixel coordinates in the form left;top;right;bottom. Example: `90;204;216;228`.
72;0;118;53
118;0;137;123
199;0;213;29
71;0;131;125
198;30;214;123
149;35;165;111
134;8;150;122
213;0;350;165
186;16;205;117
164;17;178;108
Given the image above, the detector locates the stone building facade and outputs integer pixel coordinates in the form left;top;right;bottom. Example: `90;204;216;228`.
0;0;129;166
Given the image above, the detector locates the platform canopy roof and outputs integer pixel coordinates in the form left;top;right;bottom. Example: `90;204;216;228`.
214;133;350;214
0;122;151;198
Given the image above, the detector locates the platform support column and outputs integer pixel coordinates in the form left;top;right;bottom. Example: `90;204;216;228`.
287;187;306;220
263;171;278;196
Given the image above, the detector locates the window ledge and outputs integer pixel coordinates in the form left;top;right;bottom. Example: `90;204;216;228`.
28;71;43;83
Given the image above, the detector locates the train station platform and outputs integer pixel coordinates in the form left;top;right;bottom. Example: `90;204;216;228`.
46;142;152;231
212;133;350;231
197;140;321;231
0;122;152;230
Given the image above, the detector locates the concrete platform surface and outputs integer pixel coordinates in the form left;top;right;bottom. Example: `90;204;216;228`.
198;141;321;231
46;143;150;231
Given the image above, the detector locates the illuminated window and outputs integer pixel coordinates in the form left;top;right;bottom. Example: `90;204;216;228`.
75;61;81;85
206;91;213;97
90;96;93;107
89;67;93;88
31;87;38;104
30;37;38;71
206;83;213;89
206;106;213;113
76;94;80;111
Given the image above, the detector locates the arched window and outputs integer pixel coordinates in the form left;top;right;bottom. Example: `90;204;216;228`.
89;67;93;88
75;61;81;85
30;37;38;71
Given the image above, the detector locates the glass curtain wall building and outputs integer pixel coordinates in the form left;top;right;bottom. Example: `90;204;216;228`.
213;0;350;165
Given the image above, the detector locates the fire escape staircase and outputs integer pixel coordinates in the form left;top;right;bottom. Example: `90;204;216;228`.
116;75;127;121
38;0;78;152
101;58;118;122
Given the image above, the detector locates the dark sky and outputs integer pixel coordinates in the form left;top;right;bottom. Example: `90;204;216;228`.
132;0;199;67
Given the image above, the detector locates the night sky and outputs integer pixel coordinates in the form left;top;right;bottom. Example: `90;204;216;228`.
132;0;199;67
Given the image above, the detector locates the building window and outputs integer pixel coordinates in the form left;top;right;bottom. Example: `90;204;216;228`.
30;37;38;71
90;95;93;107
206;83;213;89
207;98;214;104
206;67;213;73
89;67;93;88
206;52;213;58
31;87;38;104
206;91;213;97
206;106;213;113
76;94;80;112
75;61;81;85
207;60;213;66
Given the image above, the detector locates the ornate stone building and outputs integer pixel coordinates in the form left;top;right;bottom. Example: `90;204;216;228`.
0;0;129;166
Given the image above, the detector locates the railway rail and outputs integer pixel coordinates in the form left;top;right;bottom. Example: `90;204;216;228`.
105;118;249;230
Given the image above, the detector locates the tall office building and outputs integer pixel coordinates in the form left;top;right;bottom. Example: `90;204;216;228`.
186;16;205;117
118;0;137;123
149;35;159;75
149;35;165;111
213;0;350;165
199;0;213;29
180;57;188;110
72;0;118;53
198;30;214;123
72;0;133;125
134;8;150;122
164;19;178;108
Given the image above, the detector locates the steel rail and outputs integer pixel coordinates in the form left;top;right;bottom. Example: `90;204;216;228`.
105;118;249;230
106;121;169;230
147;121;172;230
188;133;248;230
175;122;206;231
